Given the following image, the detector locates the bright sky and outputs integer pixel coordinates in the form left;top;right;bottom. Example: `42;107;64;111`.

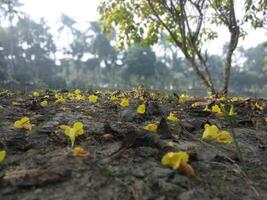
21;0;266;55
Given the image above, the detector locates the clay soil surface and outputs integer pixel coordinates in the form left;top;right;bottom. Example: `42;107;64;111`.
0;89;266;200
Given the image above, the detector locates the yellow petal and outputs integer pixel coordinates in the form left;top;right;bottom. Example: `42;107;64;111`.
218;96;226;101
22;122;32;131
202;124;220;140
137;104;146;114
40;100;48;107
178;94;189;103
14;120;23;128
33;92;40;97
216;131;233;144
110;96;118;101
0;150;6;162
161;152;189;170
73;122;84;136
255;102;263;110
88;95;98;103
74;89;81;95
20;117;30;124
14;117;30;128
76;94;85;101
167;112;178;122
144;123;157;132
120;98;129;107
231;97;238;102
60;125;71;136
211;105;223;114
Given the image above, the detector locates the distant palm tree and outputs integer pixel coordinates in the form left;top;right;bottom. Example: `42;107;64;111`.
58;14;77;45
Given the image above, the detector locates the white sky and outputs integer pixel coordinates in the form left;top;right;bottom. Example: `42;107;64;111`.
20;0;266;55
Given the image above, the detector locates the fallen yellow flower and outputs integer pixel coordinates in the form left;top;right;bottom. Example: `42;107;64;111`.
167;112;178;122
144;123;157;132
161;151;189;170
178;94;189;103
218;96;226;101
14;117;32;130
33;91;40;97
55;95;65;104
0;150;6;162
202;124;220;140
60;122;84;148
230;97;238;102
88;95;98;103
40;100;48;107
137;103;146;114
110;95;118;101
120;98;129;107
216;130;233;144
202;124;233;144
76;94;85;101
255;102;263;110
211;105;223;114
74;89;81;95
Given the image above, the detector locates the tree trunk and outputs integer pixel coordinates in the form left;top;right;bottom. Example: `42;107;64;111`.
220;0;240;97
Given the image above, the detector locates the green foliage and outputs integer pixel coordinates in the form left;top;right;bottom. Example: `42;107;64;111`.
99;0;266;95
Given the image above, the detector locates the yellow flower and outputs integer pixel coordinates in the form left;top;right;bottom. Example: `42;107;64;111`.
167;112;178;122
230;97;238;102
255;102;263;110
74;89;81;95
33;91;40;97
211;105;223;114
202;124;233;144
40;100;48;107
203;105;211;111
202;124;220;140
0;150;6;162
228;105;237;116
76;94;85;101
55;95;65;104
144;123;158;132
60;122;84;148
178;94;189;103
14;117;32;131
137;103;146;114
161;151;189;170
218;96;226;101
110;95;118;101
88;95;98;103
216;131;233;144
120;98;129;107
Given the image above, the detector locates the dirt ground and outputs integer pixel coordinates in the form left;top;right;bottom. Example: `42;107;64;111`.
0;89;266;200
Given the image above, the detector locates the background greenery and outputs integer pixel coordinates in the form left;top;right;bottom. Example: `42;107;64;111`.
0;1;266;97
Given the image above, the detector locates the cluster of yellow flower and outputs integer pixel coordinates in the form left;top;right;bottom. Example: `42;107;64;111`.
202;124;233;144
